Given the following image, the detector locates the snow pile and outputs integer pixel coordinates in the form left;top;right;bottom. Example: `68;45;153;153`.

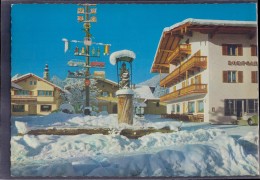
109;50;136;65
15;121;29;134
11;128;259;177
116;88;135;95
60;103;75;114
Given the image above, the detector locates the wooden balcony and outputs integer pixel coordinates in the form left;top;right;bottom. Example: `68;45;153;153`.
12;95;37;100
179;56;207;75
12;95;37;103
160;69;180;87
160;56;207;87
160;84;207;102
167;44;191;64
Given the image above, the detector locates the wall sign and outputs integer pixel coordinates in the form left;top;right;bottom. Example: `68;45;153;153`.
228;61;258;66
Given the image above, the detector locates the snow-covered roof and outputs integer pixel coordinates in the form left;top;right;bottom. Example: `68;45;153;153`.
12;73;64;92
163;18;257;33
133;85;159;100
11;82;23;90
97;78;118;86
151;18;257;73
110;50;136;65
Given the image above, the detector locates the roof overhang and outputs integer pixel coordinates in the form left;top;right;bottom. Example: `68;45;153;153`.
151;18;257;73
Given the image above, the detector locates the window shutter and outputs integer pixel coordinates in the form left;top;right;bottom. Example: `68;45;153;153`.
29;91;33;95
238;44;243;56
251;45;257;56
222;44;228;55
251;71;256;83
238;71;243;83
223;71;228;83
14;91;17;95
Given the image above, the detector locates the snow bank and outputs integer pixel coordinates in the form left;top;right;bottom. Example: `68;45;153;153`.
11;113;259;177
11;128;259;177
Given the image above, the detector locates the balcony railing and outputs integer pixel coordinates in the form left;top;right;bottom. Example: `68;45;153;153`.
160;56;207;87
160;68;180;87
179;56;207;75
160;84;207;102
12;95;37;101
167;44;191;64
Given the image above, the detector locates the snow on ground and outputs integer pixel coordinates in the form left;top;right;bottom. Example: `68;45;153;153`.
11;113;259;177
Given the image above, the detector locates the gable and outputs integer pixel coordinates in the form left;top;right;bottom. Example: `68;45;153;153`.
12;73;63;92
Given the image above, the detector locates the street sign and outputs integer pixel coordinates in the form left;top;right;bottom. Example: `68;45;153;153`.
85;79;91;86
90;61;105;68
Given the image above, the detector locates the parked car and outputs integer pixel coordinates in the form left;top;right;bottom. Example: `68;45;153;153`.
235;113;259;126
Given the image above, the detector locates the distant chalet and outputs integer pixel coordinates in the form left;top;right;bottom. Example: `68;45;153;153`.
11;73;64;116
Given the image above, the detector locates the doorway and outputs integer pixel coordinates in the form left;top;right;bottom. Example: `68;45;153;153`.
28;104;37;115
236;100;243;118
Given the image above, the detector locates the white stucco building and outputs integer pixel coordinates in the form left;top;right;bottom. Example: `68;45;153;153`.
151;18;258;124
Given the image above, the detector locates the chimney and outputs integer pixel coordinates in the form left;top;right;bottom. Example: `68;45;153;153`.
43;64;49;81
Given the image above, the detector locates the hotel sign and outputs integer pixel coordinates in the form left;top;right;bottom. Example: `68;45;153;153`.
228;61;258;66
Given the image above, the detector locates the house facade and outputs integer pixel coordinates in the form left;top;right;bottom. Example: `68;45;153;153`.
95;78;166;115
151;18;258;124
96;78;118;114
11;73;64;116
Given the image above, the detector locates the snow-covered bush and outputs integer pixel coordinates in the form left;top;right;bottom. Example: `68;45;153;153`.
60;103;75;114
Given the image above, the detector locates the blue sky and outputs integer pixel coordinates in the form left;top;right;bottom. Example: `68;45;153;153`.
11;3;257;84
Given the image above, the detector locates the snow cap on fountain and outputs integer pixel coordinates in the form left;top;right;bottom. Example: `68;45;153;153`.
109;50;136;65
116;88;135;95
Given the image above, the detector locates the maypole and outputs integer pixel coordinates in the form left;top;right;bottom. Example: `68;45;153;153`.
63;4;111;115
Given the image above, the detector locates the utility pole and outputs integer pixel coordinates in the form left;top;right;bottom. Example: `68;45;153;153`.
63;4;111;115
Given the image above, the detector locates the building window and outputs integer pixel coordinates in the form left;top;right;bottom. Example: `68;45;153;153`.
14;90;32;96
38;90;53;96
251;45;257;56
224;99;236;116
222;44;243;56
176;104;180;113
171;104;175;113
40;105;52;112
223;71;243;83
102;91;109;97
12;105;25;112
29;80;37;85
248;99;258;113
188;102;195;114
251;71;258;83
197;100;204;113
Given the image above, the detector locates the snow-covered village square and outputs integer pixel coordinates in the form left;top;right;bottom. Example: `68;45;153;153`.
8;3;259;178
